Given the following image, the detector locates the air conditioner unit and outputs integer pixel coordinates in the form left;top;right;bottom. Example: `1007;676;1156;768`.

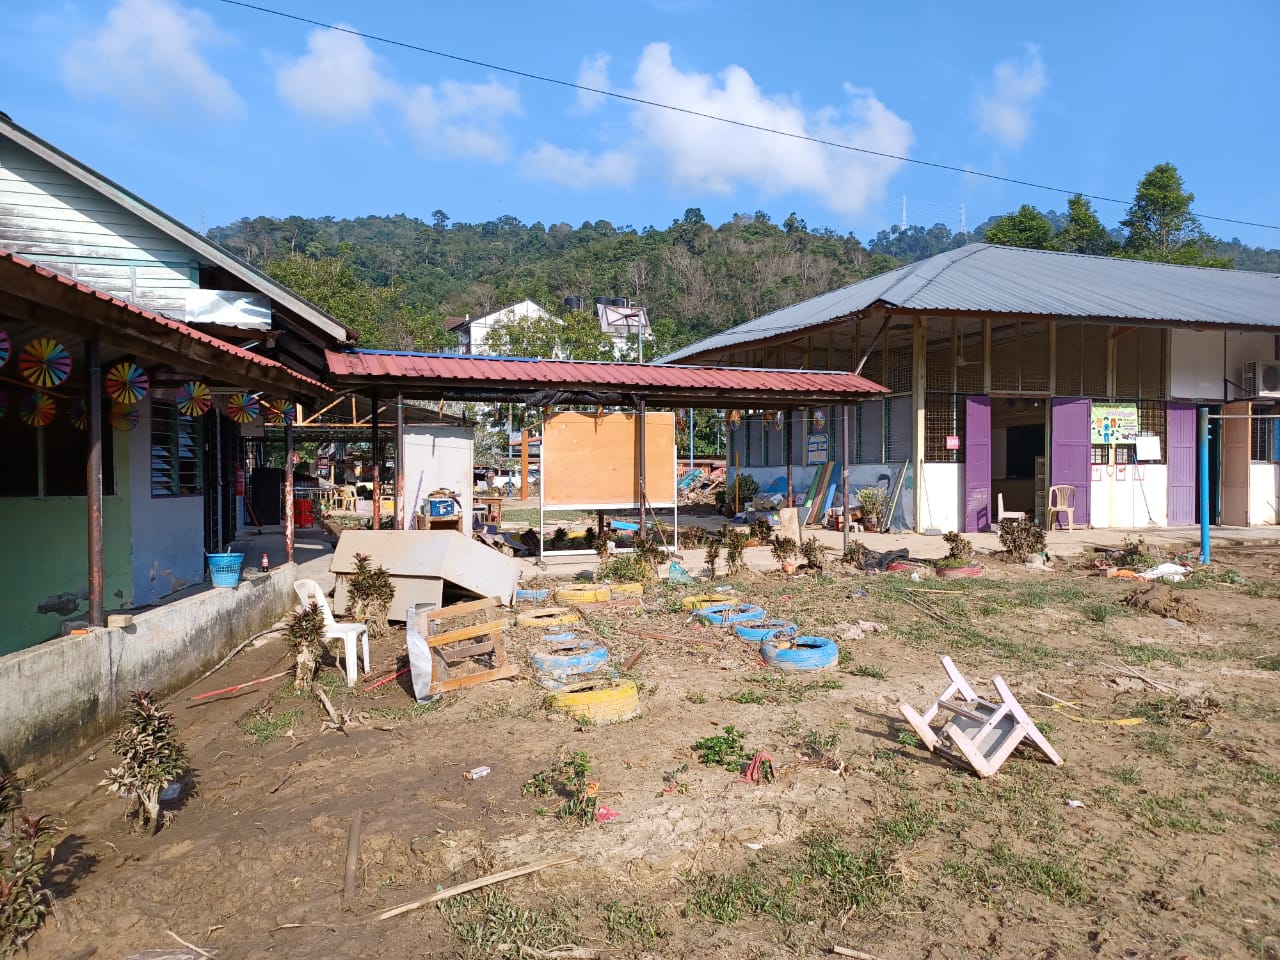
1243;360;1280;398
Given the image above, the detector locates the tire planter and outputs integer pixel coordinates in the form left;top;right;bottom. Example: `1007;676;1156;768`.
680;593;733;611
555;585;612;604
936;564;984;579
532;639;610;677
760;635;839;671
515;588;551;602
547;678;641;724
693;602;768;626
515;606;582;628
608;582;645;597
733;619;799;645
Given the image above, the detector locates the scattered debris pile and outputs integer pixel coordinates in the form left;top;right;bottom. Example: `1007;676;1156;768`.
678;466;725;506
1123;584;1203;623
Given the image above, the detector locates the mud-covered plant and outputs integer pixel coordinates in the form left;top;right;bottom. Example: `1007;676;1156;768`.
841;540;868;568
680;525;708;548
770;536;799;568
998;516;1046;562
549;527;569;551
101;691;187;834
704;535;722;578
800;536;826;571
522;750;598;825
943;531;974;563
348;552;394;641
749;518;772;543
287;600;327;692
724;528;749;575
856;486;887;528
0;773;59;958
582;527;597;551
593;529;614;558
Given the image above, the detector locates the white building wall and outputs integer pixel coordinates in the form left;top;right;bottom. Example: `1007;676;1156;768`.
401;425;475;533
468;300;555;355
1170;330;1225;401
919;463;963;532
1088;464;1167;528
1225;331;1280;401
1248;463;1279;525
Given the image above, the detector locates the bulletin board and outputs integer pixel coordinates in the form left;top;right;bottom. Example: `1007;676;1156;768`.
542;411;677;509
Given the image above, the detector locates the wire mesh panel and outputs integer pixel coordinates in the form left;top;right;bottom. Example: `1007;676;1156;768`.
955;318;984;394
1055;323;1084;396
1020;320;1050;392
1081;325;1110;398
990;320;1019;392
925;394;965;463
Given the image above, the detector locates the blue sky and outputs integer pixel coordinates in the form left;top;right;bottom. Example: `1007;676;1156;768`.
4;0;1279;248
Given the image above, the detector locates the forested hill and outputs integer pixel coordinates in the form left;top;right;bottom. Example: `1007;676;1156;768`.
207;208;1280;351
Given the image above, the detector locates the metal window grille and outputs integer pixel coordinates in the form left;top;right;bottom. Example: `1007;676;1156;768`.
1136;400;1167;463
924;394;965;463
1090;444;1110;465
1252;403;1277;462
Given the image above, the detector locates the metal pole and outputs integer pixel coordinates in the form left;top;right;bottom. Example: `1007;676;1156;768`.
371;391;381;531
689;407;694;471
284;420;295;564
1198;406;1210;564
785;410;794;508
395;391;405;529
637;397;647;535
841;403;851;553
86;341;104;626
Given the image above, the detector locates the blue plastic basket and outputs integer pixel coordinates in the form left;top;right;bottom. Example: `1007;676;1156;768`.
207;552;244;588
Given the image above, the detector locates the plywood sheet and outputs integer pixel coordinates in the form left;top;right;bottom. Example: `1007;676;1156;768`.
330;530;519;609
542;412;677;508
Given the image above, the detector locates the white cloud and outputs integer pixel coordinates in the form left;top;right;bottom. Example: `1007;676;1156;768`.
625;43;912;217
974;45;1047;149
62;0;242;119
275;26;394;121
521;143;636;188
401;79;521;161
574;54;610;113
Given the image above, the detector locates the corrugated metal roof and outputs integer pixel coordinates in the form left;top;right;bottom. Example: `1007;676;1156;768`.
325;349;887;396
660;243;1280;363
1;249;327;391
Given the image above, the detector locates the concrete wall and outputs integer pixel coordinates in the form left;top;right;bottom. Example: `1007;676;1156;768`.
1249;463;1279;525
920;463;964;532
128;398;206;604
0;563;298;774
1089;463;1168;528
401;424;474;532
0;430;132;654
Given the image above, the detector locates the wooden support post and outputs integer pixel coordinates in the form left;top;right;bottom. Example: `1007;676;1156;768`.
637;397;647;533
371;391;381;531
86;340;104;627
395;391;405;530
284;420;295;563
842;403;851;552
785;409;794;507
520;428;529;500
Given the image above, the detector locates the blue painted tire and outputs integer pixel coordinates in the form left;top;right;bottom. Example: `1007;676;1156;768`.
693;602;768;626
733;619;799;645
531;640;610;677
760;635;838;671
516;588;551;602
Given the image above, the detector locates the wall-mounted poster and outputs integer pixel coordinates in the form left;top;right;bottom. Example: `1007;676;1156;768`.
806;433;829;465
1090;402;1138;444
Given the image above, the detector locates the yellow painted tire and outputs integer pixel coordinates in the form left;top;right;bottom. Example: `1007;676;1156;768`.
681;593;733;611
548;679;641;724
609;582;645;597
515;607;582;628
556;585;612;604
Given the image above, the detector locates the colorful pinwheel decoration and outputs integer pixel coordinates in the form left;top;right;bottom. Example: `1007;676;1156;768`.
0;328;10;369
69;397;87;430
176;380;212;417
227;392;260;424
110;404;140;432
105;360;149;406
19;391;55;428
727;409;742;431
811;407;827;432
19;338;71;388
266;399;298;425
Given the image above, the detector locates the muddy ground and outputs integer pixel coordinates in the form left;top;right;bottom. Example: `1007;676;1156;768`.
19;542;1280;960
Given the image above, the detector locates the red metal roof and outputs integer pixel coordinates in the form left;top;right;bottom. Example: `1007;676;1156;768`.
325;349;888;396
1;249;326;392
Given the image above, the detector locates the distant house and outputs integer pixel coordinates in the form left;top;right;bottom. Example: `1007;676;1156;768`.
0;114;352;652
449;299;555;355
660;244;1280;532
595;299;651;358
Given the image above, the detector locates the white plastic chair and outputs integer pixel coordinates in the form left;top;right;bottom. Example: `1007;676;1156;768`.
997;493;1026;527
293;579;369;686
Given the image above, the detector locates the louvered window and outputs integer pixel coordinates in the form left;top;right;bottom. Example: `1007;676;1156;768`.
152;402;204;497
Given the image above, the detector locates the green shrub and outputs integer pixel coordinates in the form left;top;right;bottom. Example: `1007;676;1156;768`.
101;691;188;834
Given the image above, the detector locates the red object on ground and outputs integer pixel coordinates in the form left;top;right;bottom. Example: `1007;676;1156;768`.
293;499;314;528
595;805;620;823
738;751;775;785
189;669;291;701
363;666;410;692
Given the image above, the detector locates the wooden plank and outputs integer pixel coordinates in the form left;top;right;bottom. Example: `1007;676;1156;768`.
372;854;578;922
440;639;496;663
428;620;503;647
426;596;500;621
427;661;519;696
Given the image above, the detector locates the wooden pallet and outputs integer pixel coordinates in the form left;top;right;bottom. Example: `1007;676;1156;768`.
407;597;518;698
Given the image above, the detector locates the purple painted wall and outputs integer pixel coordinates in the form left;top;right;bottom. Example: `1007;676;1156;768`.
1166;403;1196;526
964;396;991;531
1050;398;1091;527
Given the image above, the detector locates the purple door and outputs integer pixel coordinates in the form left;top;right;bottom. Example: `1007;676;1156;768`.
1167;403;1196;526
1050;398;1091;528
964;396;991;531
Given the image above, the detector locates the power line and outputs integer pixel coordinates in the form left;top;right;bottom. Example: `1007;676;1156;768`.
215;0;1279;233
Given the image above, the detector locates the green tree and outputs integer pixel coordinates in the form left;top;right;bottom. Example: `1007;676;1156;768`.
983;205;1056;249
1053;194;1116;256
484;309;614;360
266;254;395;344
1119;163;1231;266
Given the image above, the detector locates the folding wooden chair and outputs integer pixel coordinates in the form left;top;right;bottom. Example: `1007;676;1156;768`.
405;598;518;702
899;656;1062;777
